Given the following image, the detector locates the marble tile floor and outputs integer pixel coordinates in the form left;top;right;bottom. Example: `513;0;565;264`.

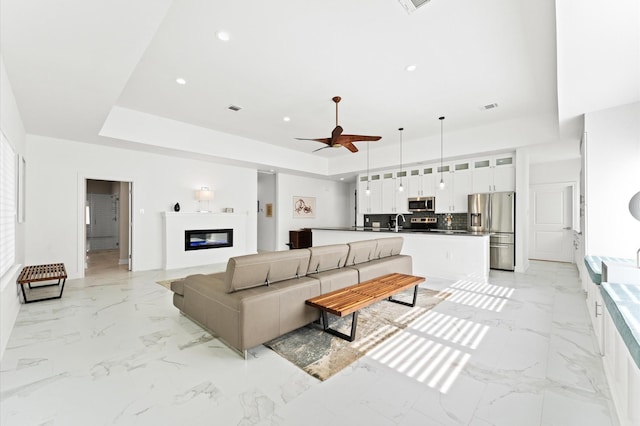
85;249;130;277
0;261;619;425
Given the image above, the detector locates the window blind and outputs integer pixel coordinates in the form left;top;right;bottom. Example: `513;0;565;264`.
0;131;16;277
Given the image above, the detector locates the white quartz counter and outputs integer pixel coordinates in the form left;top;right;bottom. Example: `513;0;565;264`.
312;228;490;282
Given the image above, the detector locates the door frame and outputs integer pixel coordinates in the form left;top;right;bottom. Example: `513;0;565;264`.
528;181;577;263
77;174;135;278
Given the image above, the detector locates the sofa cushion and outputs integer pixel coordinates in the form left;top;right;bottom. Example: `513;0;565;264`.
348;254;413;282
170;279;186;296
346;239;378;266
266;249;311;284
307;244;349;273
313;267;359;294
225;249;311;293
375;237;404;259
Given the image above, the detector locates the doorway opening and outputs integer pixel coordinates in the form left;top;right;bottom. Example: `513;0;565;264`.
85;179;132;276
257;171;276;252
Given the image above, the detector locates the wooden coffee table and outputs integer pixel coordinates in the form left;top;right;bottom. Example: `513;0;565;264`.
17;263;67;304
305;273;425;342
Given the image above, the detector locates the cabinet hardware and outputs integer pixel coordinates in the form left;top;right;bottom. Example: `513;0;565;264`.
595;301;602;317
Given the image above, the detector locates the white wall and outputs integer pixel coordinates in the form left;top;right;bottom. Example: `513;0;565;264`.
257;173;276;251
0;56;26;359
25;135;258;279
515;148;530;273
530;159;580;185
275;173;352;250
584;102;640;258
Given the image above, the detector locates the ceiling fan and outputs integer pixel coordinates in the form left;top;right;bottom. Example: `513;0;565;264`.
296;96;381;153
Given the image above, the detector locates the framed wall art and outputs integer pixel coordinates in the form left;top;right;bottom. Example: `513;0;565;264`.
293;196;315;218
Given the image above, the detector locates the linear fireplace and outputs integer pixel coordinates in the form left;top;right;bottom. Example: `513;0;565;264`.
185;228;233;251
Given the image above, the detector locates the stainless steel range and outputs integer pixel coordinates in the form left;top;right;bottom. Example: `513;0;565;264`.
410;217;438;230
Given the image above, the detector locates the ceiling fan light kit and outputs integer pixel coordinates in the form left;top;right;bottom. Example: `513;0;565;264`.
296;96;381;153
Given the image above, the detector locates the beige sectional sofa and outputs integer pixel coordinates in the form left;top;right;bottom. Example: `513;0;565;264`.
171;237;412;357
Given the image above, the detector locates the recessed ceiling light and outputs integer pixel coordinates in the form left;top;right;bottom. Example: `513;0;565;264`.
405;64;417;72
283;116;291;122
176;78;186;85
339;177;344;181
216;31;230;41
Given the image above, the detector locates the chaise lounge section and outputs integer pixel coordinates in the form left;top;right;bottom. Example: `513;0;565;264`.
170;237;412;357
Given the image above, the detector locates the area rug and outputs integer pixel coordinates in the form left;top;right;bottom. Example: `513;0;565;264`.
156;279;179;290
264;287;448;381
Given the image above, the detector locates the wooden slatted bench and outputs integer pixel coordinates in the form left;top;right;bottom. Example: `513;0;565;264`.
17;263;67;304
305;273;425;341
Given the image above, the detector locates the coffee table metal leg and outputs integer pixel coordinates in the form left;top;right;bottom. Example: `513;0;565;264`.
387;285;419;307
321;311;359;342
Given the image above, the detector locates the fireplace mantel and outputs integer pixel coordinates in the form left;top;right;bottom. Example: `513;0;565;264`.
162;212;248;270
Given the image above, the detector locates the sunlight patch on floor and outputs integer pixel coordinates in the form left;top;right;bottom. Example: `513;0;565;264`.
368;309;491;393
441;279;514;312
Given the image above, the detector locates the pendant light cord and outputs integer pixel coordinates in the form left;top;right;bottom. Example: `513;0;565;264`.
399;128;404;191
366;141;370;191
439;116;445;188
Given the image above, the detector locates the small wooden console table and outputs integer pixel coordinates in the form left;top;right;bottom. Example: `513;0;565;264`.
17;263;67;304
306;273;425;342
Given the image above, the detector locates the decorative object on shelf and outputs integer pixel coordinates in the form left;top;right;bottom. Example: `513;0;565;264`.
293;196;315;218
398;127;404;192
173;202;180;212
439;116;445;189
195;186;213;212
296;96;381;153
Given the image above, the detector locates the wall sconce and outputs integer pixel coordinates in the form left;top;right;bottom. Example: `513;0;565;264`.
196;186;213;212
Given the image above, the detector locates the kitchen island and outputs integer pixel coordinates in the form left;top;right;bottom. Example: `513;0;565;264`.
312;228;490;282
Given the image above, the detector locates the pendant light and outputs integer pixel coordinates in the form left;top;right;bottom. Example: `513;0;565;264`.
439;116;445;189
398;127;404;192
365;141;371;196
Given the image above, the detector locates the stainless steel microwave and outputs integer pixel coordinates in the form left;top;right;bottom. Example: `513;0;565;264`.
408;197;435;212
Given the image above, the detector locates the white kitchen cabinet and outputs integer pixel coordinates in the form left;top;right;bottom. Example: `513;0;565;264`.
358;174;382;214
408;167;435;198
435;162;471;213
452;163;471;212
381;171;409;213
435;165;452;213
472;154;515;193
381;173;397;213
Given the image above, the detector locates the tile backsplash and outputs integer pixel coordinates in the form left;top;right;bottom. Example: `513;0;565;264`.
364;212;467;230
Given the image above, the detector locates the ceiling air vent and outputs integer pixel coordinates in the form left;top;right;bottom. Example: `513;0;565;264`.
482;103;499;110
398;0;432;14
227;105;242;112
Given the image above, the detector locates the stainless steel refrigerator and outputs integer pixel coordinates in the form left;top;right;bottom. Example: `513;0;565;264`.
467;192;515;271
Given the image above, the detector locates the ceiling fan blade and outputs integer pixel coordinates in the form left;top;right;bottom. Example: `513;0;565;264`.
295;137;332;145
342;142;359;153
312;145;332;153
330;125;343;146
339;134;381;143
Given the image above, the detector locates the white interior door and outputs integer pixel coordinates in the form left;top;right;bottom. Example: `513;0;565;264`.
529;183;574;262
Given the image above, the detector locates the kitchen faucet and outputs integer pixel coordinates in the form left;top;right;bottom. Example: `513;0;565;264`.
395;213;405;232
